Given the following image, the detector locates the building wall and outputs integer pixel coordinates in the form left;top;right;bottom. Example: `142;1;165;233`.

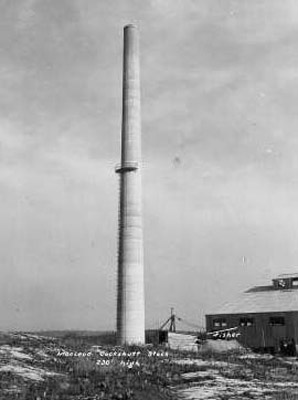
206;312;298;351
287;312;298;353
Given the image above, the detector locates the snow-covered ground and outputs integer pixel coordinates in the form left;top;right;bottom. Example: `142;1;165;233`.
179;376;298;400
0;332;63;389
0;364;60;381
0;345;33;360
177;354;298;399
2;332;298;399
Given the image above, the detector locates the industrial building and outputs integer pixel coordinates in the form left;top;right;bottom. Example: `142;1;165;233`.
206;273;298;354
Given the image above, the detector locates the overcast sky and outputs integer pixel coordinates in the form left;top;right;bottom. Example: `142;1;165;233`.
1;0;298;331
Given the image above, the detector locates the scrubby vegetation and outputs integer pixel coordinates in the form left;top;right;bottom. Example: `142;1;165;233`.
0;332;188;399
2;332;298;399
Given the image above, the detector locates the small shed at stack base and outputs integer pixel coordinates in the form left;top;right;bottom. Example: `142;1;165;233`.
206;273;298;353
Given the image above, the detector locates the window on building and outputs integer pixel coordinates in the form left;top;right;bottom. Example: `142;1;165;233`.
273;279;291;289
239;317;254;327
277;279;287;288
269;316;285;326
213;318;227;328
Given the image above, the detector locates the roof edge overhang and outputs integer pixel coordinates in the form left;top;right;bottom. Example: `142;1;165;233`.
206;310;298;317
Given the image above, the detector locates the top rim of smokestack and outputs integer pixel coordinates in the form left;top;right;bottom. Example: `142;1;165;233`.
124;23;138;30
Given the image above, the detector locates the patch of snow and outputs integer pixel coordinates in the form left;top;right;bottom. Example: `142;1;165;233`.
35;349;50;359
179;371;298;399
238;353;274;360
22;333;47;340
180;386;225;400
9;334;29;340
0;365;44;381
272;382;298;388
174;358;239;368
0;345;33;360
11;349;33;360
8;333;56;341
180;378;272;399
174;359;209;367
182;370;219;379
0;364;62;381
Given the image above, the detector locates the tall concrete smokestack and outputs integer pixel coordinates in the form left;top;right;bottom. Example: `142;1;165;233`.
115;24;145;345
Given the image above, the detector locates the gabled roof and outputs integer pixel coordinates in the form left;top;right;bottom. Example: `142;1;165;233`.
206;288;298;315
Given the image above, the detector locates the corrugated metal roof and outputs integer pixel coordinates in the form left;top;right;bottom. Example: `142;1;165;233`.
206;288;298;315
